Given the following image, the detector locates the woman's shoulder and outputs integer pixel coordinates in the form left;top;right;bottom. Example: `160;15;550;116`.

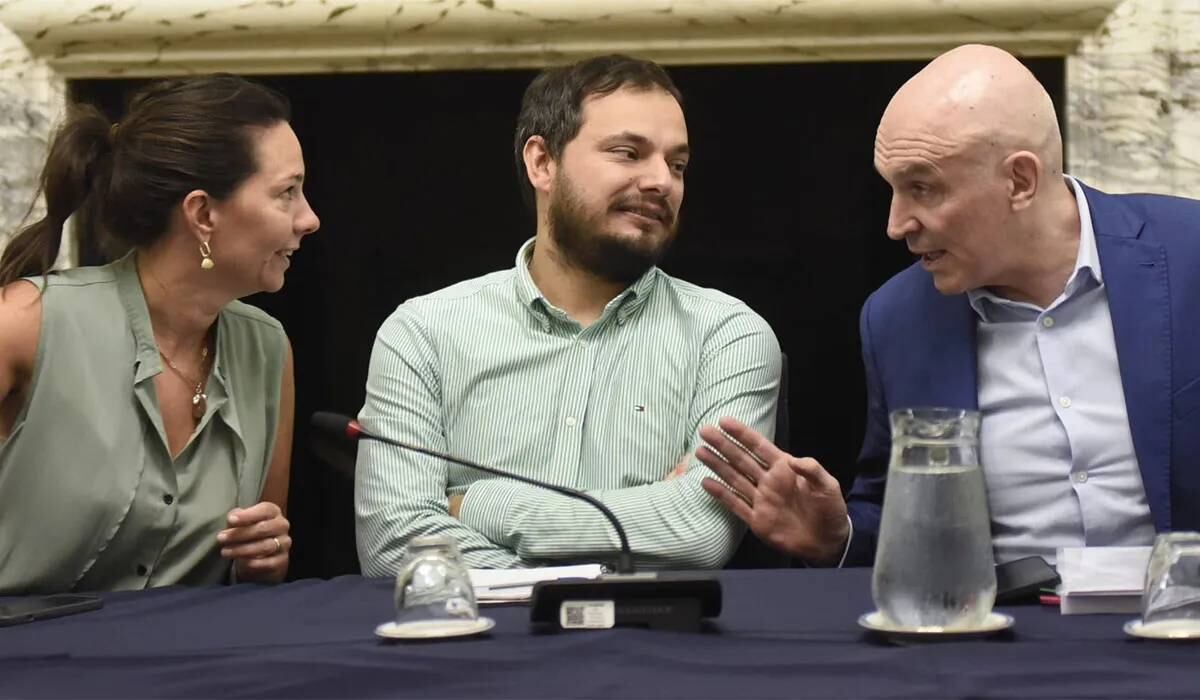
217;302;288;407
0;280;44;377
24;262;124;301
41;263;122;288
218;301;287;366
0;278;43;312
31;264;126;317
220;300;284;335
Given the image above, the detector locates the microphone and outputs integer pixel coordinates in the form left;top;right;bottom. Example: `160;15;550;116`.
311;411;722;632
312;411;633;574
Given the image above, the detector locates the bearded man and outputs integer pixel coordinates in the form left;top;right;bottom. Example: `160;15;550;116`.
355;55;781;573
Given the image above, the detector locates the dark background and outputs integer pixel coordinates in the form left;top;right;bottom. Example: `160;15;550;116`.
72;59;1065;579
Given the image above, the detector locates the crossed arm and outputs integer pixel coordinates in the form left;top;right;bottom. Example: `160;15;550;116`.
354;308;782;575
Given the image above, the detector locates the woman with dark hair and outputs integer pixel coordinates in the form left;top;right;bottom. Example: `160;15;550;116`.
0;75;320;594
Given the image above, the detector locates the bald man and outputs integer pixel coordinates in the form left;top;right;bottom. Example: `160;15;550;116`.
697;44;1200;566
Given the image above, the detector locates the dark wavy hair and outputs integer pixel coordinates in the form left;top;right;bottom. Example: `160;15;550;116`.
513;54;682;211
0;74;291;287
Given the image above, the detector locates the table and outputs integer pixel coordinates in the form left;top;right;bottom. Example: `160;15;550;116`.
2;569;1196;699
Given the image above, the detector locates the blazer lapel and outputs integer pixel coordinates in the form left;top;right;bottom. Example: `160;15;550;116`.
930;296;979;411
1087;186;1173;531
891;280;979;412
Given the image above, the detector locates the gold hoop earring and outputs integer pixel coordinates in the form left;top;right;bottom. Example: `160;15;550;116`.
199;241;214;270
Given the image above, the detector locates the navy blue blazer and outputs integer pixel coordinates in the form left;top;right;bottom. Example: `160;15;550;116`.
844;183;1200;566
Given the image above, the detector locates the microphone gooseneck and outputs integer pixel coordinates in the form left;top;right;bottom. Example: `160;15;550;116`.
310;411;634;574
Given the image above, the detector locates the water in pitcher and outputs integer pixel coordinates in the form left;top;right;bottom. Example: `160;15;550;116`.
872;407;995;630
873;463;996;629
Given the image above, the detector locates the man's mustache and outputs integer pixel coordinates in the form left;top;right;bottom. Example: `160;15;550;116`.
611;194;675;226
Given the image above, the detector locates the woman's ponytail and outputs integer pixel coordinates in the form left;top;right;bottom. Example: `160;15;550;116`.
0;103;113;288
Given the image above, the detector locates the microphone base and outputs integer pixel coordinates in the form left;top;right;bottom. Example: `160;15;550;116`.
529;572;722;633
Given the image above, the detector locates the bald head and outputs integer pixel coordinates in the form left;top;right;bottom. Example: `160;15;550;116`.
878;44;1062;174
873;45;1082;305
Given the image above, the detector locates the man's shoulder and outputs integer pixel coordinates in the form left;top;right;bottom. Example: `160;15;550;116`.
655;270;769;325
1085;185;1200;240
1124;192;1200;239
864;262;940;316
381;269;516;336
1095;187;1200;216
652;271;780;353
398;271;511;314
860;261;970;343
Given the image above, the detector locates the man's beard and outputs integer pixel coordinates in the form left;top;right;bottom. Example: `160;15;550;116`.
547;172;679;286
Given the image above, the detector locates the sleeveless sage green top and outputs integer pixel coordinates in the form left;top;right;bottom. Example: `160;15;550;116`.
0;255;286;594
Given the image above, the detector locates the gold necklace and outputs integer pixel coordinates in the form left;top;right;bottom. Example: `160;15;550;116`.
159;345;210;420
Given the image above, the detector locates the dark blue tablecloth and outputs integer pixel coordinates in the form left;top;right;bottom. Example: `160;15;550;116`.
1;569;1196;699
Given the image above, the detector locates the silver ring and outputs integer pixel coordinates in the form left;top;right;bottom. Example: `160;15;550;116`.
272;536;282;554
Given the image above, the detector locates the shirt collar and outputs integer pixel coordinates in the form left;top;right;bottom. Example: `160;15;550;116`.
513;237;659;330
117;251;236;424
1069;175;1103;285
116;252;241;461
967;175;1102;321
114;252;163;384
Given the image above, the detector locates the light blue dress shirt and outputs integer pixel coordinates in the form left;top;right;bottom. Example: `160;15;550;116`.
968;177;1156;564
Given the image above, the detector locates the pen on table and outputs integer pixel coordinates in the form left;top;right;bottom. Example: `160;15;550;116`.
1039;586;1061;606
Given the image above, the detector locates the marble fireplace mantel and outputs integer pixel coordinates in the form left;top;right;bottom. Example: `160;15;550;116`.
0;0;1121;77
0;0;1197;265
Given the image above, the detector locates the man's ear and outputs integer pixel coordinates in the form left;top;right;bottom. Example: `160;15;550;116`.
1004;151;1042;211
181;189;217;244
522;135;557;197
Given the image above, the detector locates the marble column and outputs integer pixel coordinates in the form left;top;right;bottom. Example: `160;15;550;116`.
3;0;1192;265
0;22;68;268
1068;0;1200;196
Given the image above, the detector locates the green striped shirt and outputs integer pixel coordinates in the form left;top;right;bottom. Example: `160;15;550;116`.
355;239;780;573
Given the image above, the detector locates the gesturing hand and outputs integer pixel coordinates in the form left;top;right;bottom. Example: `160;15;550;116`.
696;416;850;565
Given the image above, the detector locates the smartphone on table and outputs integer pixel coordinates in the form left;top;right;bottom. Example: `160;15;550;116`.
0;594;103;626
995;555;1059;604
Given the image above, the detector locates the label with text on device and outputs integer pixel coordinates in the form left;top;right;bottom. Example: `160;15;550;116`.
560;600;615;629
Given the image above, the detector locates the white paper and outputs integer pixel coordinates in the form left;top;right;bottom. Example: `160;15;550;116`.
1057;546;1151;594
1059;593;1142;615
1057;546;1151;615
470;564;603;603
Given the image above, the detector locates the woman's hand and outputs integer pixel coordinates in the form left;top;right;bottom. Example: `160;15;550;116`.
218;501;291;583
